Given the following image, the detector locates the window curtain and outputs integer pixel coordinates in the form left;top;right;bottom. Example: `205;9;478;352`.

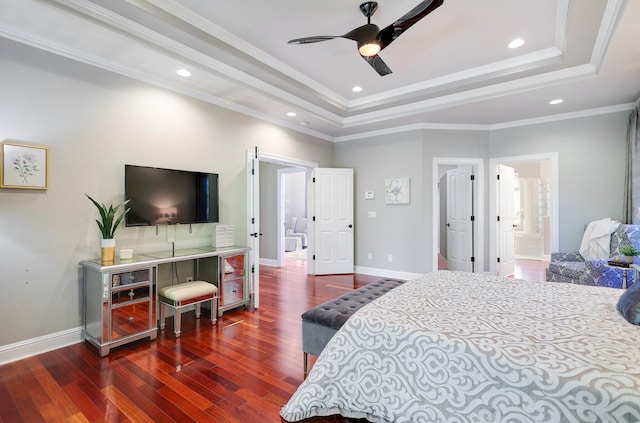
623;105;640;223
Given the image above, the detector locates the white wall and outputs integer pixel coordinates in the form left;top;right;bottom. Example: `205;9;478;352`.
0;39;332;348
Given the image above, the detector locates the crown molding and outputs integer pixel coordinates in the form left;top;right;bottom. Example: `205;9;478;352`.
342;64;597;128
488;102;635;130
145;0;349;107
334;102;634;142
54;0;345;124
347;48;564;111
590;0;627;71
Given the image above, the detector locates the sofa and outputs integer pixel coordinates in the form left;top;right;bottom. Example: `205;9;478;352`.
546;222;640;288
285;217;308;249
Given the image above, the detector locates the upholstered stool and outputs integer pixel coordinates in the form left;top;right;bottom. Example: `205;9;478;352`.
158;281;218;337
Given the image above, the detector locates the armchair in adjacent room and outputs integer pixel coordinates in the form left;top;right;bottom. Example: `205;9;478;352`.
546;221;640;289
286;217;308;249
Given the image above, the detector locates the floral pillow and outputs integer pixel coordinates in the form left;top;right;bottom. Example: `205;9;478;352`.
617;280;640;324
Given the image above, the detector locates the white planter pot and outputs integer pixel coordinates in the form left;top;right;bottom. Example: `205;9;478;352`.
622;255;634;264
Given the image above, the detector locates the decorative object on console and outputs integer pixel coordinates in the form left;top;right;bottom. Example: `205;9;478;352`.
212;224;235;248
1;141;48;189
620;245;640;264
86;194;131;265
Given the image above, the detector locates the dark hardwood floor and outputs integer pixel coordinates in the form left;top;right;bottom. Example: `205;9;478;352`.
0;259;548;422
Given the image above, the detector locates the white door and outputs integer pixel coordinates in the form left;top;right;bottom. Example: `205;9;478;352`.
497;164;516;276
446;166;473;272
311;168;354;275
246;149;260;308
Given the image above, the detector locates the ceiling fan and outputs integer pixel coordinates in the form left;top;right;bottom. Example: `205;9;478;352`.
287;0;444;76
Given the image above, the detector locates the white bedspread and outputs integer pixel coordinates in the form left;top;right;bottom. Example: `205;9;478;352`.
281;271;640;423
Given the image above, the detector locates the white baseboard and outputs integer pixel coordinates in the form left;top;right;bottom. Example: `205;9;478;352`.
0;326;84;366
354;265;423;281
259;258;280;267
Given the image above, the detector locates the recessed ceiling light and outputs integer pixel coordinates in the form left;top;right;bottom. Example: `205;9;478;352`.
287;112;297;117
549;99;564;105
508;38;525;49
352;86;363;93
176;69;191;77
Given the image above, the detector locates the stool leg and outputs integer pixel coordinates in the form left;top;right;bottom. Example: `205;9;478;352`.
160;303;166;330
210;297;218;325
195;303;202;319
174;307;182;337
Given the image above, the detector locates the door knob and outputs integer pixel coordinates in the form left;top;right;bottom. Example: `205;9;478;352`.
348;224;353;228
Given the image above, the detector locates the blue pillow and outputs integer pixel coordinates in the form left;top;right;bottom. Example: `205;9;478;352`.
617;280;640;324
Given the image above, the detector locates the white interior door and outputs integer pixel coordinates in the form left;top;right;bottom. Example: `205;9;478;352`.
446;166;473;272
311;168;354;275
497;164;516;276
246;149;260;308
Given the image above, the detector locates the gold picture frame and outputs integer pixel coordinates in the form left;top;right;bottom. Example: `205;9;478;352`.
1;141;49;189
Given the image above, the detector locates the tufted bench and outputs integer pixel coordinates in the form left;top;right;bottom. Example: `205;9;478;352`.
301;278;405;374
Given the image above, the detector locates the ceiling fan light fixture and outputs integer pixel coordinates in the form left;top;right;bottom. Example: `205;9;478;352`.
358;42;380;57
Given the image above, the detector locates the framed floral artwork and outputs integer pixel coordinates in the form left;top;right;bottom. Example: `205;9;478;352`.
1;142;48;189
385;177;410;204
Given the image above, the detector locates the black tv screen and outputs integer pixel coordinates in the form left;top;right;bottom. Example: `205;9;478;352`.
125;165;219;226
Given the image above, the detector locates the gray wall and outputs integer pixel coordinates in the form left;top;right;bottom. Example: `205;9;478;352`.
489;113;629;250
335;114;629;273
0;40;332;347
334;130;490;273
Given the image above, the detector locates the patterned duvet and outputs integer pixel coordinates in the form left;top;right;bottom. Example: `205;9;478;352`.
280;271;640;422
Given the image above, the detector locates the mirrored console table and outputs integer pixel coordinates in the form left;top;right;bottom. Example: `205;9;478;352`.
80;246;250;356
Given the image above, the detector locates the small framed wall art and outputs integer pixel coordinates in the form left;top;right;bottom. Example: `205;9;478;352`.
1;141;49;189
385;177;410;204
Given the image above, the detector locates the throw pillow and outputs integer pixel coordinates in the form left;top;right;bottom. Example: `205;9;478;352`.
617;280;640;324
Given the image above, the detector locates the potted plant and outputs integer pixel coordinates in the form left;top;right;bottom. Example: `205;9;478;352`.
86;195;130;264
619;245;640;264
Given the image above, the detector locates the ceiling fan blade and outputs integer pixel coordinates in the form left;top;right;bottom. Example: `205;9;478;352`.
343;23;380;43
377;0;444;50
362;54;392;76
290;23;380;45
288;36;340;45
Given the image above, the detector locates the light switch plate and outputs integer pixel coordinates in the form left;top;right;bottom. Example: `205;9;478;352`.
364;191;375;199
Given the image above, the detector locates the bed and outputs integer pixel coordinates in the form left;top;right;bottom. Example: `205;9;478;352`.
280;271;640;422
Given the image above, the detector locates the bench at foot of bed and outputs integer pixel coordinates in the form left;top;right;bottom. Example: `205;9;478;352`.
301;278;405;375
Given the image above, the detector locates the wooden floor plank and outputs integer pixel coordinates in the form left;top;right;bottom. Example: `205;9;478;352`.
0;259;548;422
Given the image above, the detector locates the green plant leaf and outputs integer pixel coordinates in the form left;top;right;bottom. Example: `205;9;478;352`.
86;195;131;239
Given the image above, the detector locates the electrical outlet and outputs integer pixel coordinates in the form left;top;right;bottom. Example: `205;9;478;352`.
186;277;193;283
367;253;372;260
387;254;393;263
367;211;376;218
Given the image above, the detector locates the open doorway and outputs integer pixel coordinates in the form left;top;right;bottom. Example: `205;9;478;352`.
257;159;312;268
432;157;485;273
489;153;559;276
280;168;308;264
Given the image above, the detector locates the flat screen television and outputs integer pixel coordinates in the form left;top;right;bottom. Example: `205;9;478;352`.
124;165;219;226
